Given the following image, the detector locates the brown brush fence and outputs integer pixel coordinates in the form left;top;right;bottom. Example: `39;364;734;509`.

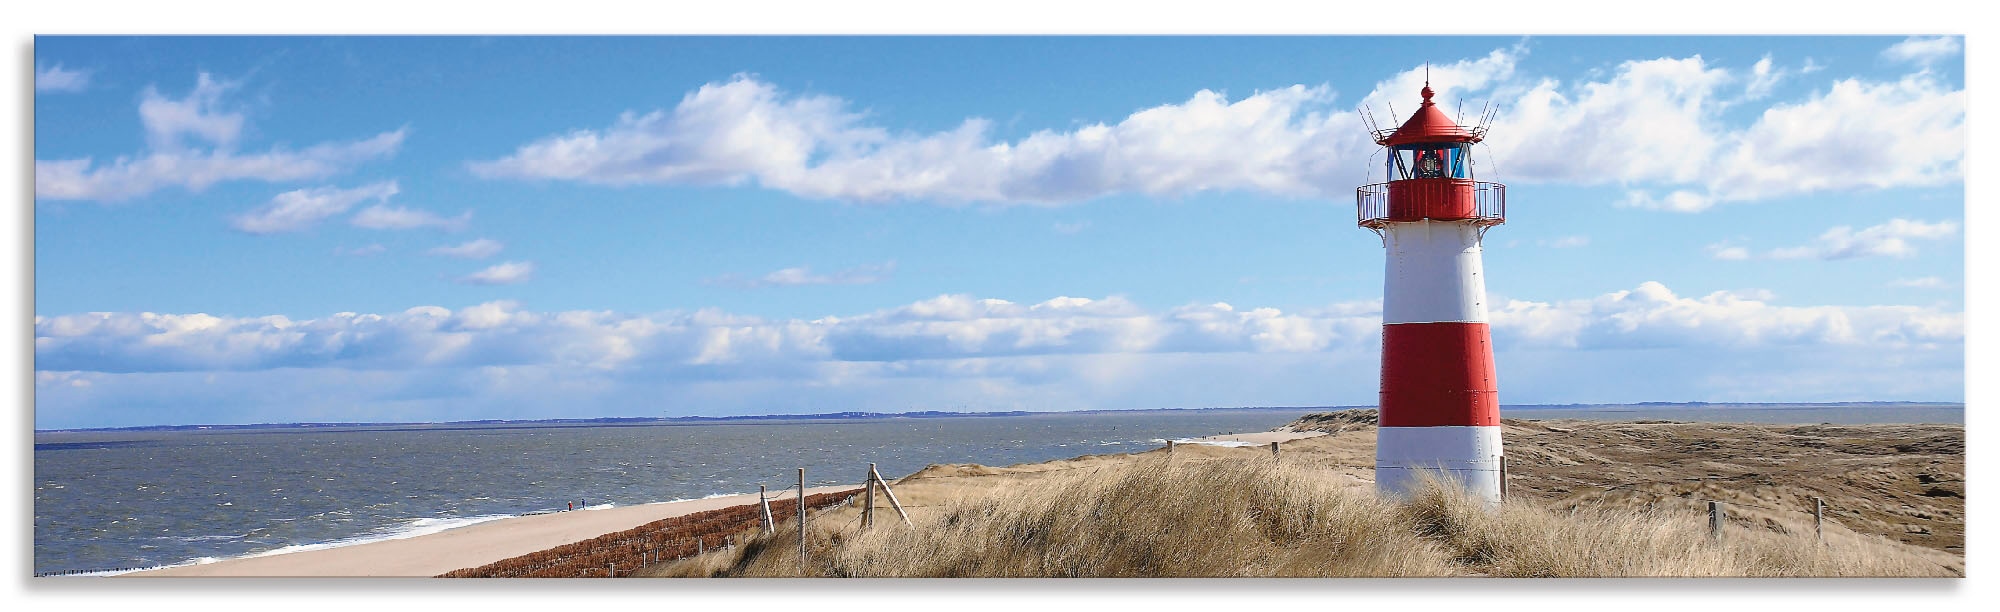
439;489;860;578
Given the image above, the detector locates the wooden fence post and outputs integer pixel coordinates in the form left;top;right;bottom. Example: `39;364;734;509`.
1708;501;1724;542
797;468;807;566
1500;455;1508;502
1167;440;1175;458
608;562;615;577
864;463;877;529
870;464;913;526
1813;497;1825;545
1270;441;1280;464
760;485;775;534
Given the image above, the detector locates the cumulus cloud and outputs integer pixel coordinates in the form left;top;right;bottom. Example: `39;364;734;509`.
705;262;896;288
230;181;400;234
468;72;1389;204
1489;281;1962;350
1495;55;1963;209
426;238;504;259
458;261;536;285
34;72;405;202
140;73;245;150
351;205;472;231
1710;219;1959;260
1881;36;1961;66
467;49;1958;210
1767;219;1958;260
34;283;1961;377
35;62;91;93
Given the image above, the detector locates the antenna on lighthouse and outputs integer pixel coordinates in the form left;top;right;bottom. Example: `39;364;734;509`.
1360;104;1381;136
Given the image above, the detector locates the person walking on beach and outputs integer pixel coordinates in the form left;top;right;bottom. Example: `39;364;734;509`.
567;501;573;511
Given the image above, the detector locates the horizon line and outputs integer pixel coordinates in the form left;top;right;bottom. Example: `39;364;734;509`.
32;400;1967;434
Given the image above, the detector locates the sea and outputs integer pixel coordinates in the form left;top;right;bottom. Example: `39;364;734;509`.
31;403;1962;576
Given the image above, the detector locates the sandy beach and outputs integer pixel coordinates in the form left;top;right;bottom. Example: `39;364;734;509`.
126;485;856;577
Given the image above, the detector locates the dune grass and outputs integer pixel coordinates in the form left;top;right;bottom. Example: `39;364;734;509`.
648;458;1959;578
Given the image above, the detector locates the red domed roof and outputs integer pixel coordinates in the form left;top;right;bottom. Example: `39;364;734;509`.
1376;85;1481;146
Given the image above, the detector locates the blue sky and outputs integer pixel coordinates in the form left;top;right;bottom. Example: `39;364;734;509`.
30;35;1967;429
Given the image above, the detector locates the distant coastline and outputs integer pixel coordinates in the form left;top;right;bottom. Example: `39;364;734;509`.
34;401;1964;434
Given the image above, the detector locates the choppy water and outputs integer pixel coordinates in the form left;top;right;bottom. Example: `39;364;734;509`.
32;409;1304;575
33;404;1961;576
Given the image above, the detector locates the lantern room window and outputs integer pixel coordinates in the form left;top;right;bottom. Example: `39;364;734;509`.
1387;143;1471;181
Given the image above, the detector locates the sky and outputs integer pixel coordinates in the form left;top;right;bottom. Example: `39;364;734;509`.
28;34;1968;429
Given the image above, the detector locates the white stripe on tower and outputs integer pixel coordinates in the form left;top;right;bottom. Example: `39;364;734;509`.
1382;221;1486;325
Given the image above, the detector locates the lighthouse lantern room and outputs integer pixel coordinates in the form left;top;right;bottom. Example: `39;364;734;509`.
1356;81;1506;507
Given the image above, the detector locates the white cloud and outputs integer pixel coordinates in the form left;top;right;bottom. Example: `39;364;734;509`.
1889;276;1951;289
1477;54;1959;210
1539;235;1589;248
34;73;405;202
230;181;400;234
426;238;504;259
1618;189;1714;212
1489;281;1961;350
459;261;535;285
1766;219;1958;260
468;49;1957;210
469;72;1387;204
34;283;1965;426
35;62;91;93
1705;73;1964;203
1705;243;1751;261
1744;55;1783;100
351;205;472;231
34;282;1960;376
705;262;896;288
139;73;244;150
1881;36;1961;66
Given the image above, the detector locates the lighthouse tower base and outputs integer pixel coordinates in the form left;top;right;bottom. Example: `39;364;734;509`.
1375;426;1502;507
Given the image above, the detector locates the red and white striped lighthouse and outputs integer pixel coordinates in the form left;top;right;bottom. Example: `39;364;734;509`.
1357;82;1505;506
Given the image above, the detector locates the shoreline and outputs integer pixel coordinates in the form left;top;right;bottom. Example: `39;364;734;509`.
122;485;857;577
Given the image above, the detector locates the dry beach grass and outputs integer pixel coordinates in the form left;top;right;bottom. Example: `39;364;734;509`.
648;458;1956;578
633;410;1963;578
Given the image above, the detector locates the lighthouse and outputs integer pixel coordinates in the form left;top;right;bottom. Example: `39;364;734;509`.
1357;81;1505;506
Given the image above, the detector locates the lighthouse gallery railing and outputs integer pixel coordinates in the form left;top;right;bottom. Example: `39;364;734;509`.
1356;180;1506;229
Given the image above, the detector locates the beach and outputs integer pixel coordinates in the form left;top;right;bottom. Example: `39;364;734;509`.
127;486;856;577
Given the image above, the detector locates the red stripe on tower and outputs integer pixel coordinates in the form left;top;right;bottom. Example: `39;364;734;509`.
1380;322;1498;427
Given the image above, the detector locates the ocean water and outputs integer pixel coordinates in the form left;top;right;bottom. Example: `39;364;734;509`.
32;409;1304;575
33;404;1962;576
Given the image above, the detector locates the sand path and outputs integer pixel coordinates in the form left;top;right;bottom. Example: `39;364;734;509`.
126;485;856;577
